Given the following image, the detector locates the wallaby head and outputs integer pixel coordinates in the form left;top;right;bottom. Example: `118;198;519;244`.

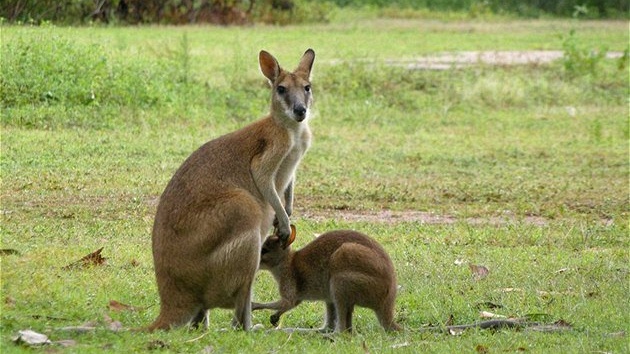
259;49;315;124
260;225;296;270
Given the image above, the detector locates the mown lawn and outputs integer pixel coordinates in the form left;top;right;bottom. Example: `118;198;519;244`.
1;18;628;353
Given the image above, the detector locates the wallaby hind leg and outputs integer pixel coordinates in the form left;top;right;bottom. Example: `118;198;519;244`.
333;301;354;333
232;281;254;330
224;225;262;331
147;290;202;331
320;302;336;333
376;305;401;332
331;280;354;332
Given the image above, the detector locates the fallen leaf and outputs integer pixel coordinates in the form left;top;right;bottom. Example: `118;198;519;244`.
0;249;20;256
469;264;489;280
445;314;455;326
130;259;140;267
497;287;523;293
475;344;489;353
108;300;138;312
63;247;106;270
13;330;51;346
448;327;464;336
479;311;507;319
391;342;410;349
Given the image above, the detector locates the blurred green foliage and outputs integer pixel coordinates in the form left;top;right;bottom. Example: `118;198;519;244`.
1;0;627;25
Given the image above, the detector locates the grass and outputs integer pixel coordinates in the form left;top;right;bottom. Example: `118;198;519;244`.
1;18;629;353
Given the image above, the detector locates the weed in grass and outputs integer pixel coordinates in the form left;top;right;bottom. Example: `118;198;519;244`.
561;29;608;77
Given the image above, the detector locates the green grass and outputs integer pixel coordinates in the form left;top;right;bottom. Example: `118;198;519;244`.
1;18;629;353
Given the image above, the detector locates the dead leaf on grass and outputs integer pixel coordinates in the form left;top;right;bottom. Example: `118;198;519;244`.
475;344;489;353
62;247;106;270
479;311;507;319
0;249;20;256
496;287;523;293
108;300;139;312
12;330;51;346
469;264;489;280
391;342;410;349
448;327;464;336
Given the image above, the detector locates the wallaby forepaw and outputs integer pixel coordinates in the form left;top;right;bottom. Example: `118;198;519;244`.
274;225;291;243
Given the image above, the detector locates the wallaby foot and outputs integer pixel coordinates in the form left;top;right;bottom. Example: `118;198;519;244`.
190;309;209;330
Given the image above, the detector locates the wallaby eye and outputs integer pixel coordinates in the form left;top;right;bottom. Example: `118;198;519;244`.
304;85;311;92
276;86;286;94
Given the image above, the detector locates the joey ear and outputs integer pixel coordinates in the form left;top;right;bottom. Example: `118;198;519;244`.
296;48;315;79
259;50;280;82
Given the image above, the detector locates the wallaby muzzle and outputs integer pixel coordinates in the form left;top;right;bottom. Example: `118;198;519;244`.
293;104;307;121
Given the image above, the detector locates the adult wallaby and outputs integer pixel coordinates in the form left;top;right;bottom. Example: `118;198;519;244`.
148;49;315;331
253;227;401;333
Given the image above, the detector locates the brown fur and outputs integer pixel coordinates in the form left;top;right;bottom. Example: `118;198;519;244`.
148;49;315;331
253;230;401;333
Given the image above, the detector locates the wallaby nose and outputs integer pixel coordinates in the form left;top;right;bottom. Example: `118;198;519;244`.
293;105;307;119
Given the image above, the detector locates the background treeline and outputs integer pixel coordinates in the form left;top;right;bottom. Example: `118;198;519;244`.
1;0;628;25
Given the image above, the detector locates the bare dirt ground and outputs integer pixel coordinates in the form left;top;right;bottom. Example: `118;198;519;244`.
296;208;552;226
387;50;624;70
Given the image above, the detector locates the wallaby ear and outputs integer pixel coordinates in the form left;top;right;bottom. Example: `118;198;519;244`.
296;48;315;79
285;224;297;248
259;50;280;82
